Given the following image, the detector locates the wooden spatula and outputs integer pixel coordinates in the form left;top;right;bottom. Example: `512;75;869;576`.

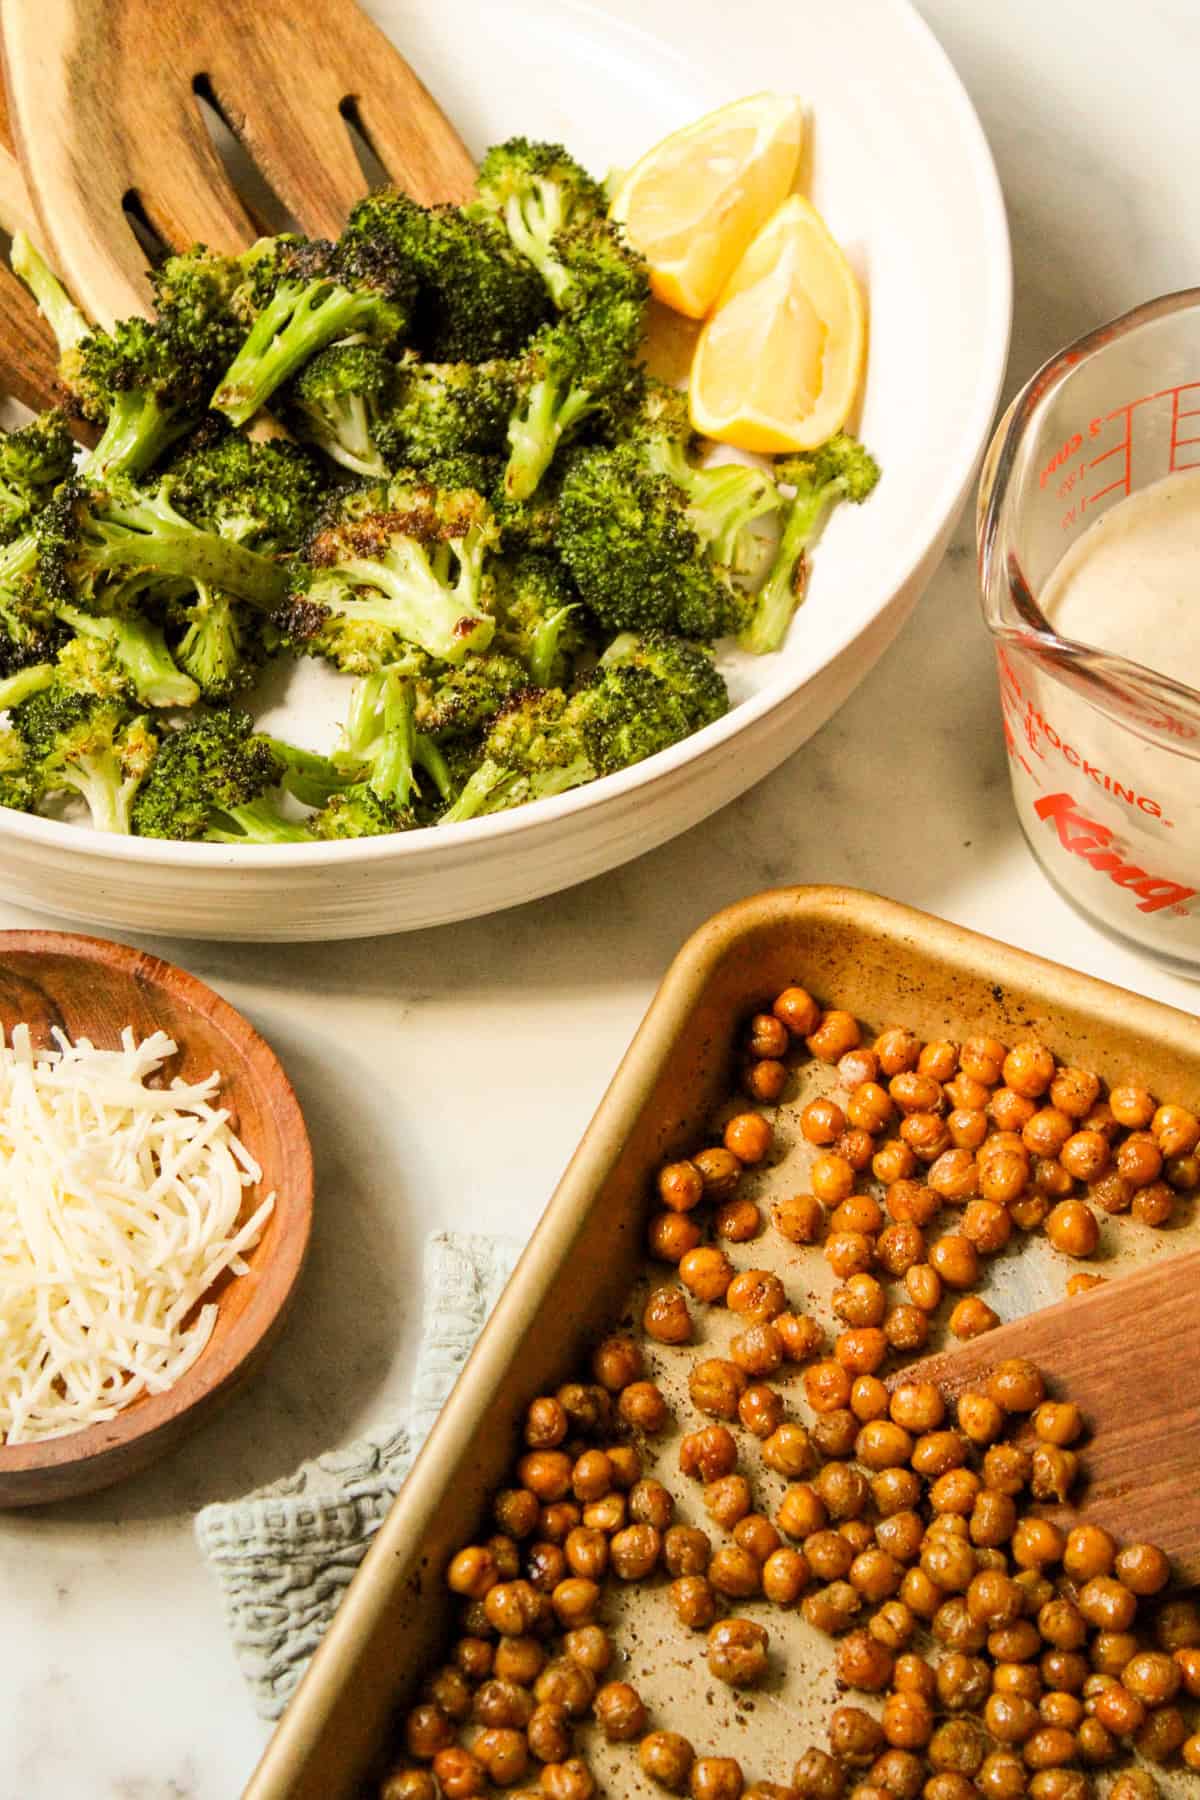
893;1249;1200;1583
2;0;477;329
0;75;75;419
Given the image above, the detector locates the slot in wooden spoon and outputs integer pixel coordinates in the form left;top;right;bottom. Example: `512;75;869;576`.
3;0;476;327
0;72;80;420
892;1249;1200;1582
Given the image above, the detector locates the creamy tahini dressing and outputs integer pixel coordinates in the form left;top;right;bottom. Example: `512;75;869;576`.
1040;468;1200;683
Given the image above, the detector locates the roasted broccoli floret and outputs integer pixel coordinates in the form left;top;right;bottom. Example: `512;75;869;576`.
414;652;531;738
375;355;517;471
502;250;648;500
212;234;415;428
13;235;238;481
487;552;589;687
557;443;745;640
472;140;608;308
620;378;780;568
439;639;713;822
131;709;286;840
598;630;729;733
308;787;403;838
440;686;592;822
343;193;549;362
11;671;157;834
282;477;497;669
165;429;326;552
0;530;64;677
283;342;397;478
740;433;881;655
0;726;37;812
0;412;76;542
38;476;291;616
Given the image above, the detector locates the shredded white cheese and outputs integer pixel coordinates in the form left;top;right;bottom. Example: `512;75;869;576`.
0;1024;276;1444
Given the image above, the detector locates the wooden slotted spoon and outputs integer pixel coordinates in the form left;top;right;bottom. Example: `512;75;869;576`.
0;77;74;418
894;1248;1200;1583
2;0;477;329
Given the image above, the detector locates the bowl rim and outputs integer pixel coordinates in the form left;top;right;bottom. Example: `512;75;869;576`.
0;929;314;1481
0;0;1012;873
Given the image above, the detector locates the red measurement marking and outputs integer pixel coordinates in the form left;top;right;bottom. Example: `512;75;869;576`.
1168;381;1200;472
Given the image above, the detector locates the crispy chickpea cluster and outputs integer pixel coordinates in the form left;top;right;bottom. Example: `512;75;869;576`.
379;987;1197;1800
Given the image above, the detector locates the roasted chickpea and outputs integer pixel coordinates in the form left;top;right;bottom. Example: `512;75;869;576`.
1002;1044;1056;1099
874;1510;925;1565
835;1327;888;1375
474;1728;529;1787
920;1533;977;1593
569;1450;613;1503
836;1628;894;1692
725;1269;787;1322
1077;1576;1137;1632
873;1467;922;1517
695;1146;744;1197
829;1705;887;1767
775;1310;826;1363
594;1680;647;1742
670;1573;717;1629
1030;1444;1078;1503
970;1489;1017;1549
714;1197;764;1241
774;1193;826;1244
948;1296;1001;1339
724;1113;772;1164
927;1235;980;1290
648;1211;704;1263
883;1306;929;1352
380;1771;438;1800
563;1625;610;1674
777;1483;828;1539
731;1321;785;1377
448;1546;500;1600
619;1380;670;1434
1131;1182;1175;1226
563;1527;608;1581
534;1659;596;1718
804;1359;852;1414
629;1479;674;1531
609;1525;660;1581
991;1088;1037;1133
802;1096;846;1145
690;1760;744;1800
744;1059;788;1104
806;1529;856;1581
707;1617;769;1686
773;986;822;1036
1091;1683;1146;1736
1039;1651;1087;1693
1136;1705;1189;1761
856;1420;914;1471
1105;1777;1159;1800
934;1652;990;1713
680;1246;735;1304
911;1429;969;1477
874;1140;919;1184
928;1718;987;1776
431;1748;487;1797
759;1545;810;1605
680;1427;737;1486
1112;1542;1170;1595
663;1525;712;1577
705;1475;753;1531
814;1460;870;1520
1154;1596;1200;1651
762;1422;816;1478
804;1578;863;1635
851;1374;891;1423
689;1358;747;1420
739;1383;785;1438
540;1760;595;1800
824;1231;876;1279
903;1264;941;1313
793;1748;848;1799
643;1286;692;1345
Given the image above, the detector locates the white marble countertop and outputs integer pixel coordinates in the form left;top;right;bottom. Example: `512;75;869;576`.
2;3;1199;1794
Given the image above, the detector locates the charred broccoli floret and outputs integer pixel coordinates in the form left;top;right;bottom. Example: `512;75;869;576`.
38;476;290;617
0;726;38;812
487;551;590;687
11;662;157;834
440;686;592;821
343;193;550;362
472;140;608;308
557;443;745;640
131;709;289;840
212;235;415;428
308;787;403;838
282;342;397;478
375;355;517;471
414;651;531;738
740;433;880;655
598;630;729;733
283;477;497;669
0;412;76;542
502;246;648;500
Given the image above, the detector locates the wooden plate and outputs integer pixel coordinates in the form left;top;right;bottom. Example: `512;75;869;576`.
0;930;314;1505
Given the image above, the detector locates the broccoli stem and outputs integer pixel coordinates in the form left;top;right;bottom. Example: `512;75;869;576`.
270;740;358;807
0;662;55;712
504;377;594;500
61;752;136;835
56;604;200;709
649;444;780;566
174;587;243;696
0;531;38;587
369;677;418;810
528;606;578;689
438;759;516;823
503;189;571;308
315;552;495;666
213;283;389;428
87;390;197;480
10;233;91;355
204;798;313;843
738;484;832;656
311;396;389;480
414;734;453;802
87;489;289;611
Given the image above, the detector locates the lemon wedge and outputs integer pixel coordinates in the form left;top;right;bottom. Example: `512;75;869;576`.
609;93;804;320
689;193;866;453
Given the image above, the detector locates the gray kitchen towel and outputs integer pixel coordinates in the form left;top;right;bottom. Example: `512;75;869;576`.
195;1230;521;1720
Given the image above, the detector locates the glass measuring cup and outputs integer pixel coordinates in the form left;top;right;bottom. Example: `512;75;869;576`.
978;289;1200;971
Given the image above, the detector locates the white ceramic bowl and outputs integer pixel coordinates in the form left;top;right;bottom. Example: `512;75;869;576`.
0;0;1011;940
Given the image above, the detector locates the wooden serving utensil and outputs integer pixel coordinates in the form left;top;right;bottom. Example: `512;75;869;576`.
2;0;477;328
0;75;73;418
893;1250;1200;1583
